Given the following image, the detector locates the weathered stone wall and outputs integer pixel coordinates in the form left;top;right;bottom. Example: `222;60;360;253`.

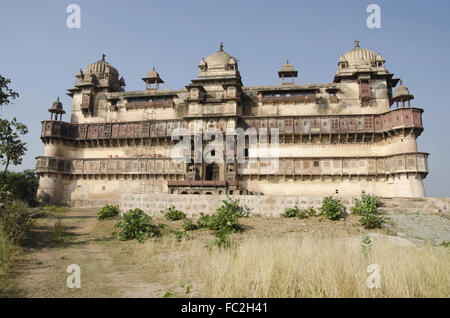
81;193;450;218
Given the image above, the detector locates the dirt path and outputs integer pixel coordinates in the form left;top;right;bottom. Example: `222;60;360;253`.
0;209;147;297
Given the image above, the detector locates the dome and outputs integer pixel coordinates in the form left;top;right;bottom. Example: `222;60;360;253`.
342;40;376;67
147;67;161;79
203;42;236;70
281;60;295;72
199;58;206;66
204;51;234;69
84;54;119;78
394;80;411;98
376;53;384;61
48;97;65;114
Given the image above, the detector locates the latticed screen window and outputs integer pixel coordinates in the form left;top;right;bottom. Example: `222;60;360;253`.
359;82;371;99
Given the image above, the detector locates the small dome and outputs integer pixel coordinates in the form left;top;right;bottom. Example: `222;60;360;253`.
147;67;161;79
281;60;295;72
394;80;411;98
48;97;65;114
229;57;237;65
342;40;376;67
84;54;119;78
339;55;347;63
199;58;206;66
376;53;384;61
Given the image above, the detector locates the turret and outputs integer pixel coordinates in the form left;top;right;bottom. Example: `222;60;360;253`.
278;60;298;85
142;67;164;90
48;97;65;121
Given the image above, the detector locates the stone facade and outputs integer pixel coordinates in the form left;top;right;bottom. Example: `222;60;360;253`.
36;41;428;205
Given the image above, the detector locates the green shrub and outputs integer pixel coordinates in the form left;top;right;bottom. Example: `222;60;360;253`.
161;206;186;221
304;207;317;217
320;196;345;220
351;191;381;216
281;206;317;219
298;207;317;219
182;219;198;231
360;213;384;229
0;200;32;245
197;213;212;228
97;204;119;220
206;197;245;233
1;170;39;207
202;198;245;249
351;192;384;229
114;208;161;242
281;207;300;218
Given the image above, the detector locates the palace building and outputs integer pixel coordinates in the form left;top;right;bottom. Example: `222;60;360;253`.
36;41;428;205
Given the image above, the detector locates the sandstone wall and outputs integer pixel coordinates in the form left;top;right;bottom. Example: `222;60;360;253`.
69;193;449;218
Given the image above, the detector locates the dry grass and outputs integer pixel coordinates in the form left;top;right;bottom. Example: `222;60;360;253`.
1;208;448;298
134;232;449;298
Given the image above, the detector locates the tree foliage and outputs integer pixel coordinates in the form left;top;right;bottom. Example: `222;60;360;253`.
0;118;28;174
0;75;19;109
0;75;27;176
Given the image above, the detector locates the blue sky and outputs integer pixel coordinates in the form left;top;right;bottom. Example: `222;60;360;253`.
0;0;449;197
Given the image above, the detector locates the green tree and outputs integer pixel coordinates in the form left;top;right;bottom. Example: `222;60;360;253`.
0;75;19;108
0;118;28;175
0;75;27;176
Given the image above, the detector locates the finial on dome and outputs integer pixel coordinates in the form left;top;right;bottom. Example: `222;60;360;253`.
286;59;289;64
101;54;106;61
399;80;403;86
219;42;224;52
354;40;360;48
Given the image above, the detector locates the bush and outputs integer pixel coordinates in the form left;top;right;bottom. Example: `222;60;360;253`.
206;197;245;233
351;192;384;229
351;191;381;216
1;170;39;207
298;207;317;219
182;219;198;231
161;206;186;221
281;207;300;218
360;213;384;229
97;204;119;220
320;196;345;220
114;208;161;242
197;213;212;228
281;206;317;219
202;198;245;249
0;200;32;245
